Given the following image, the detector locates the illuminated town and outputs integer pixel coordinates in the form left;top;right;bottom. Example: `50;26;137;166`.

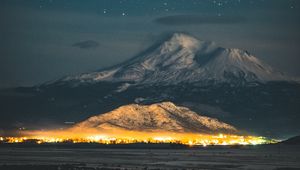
0;133;276;146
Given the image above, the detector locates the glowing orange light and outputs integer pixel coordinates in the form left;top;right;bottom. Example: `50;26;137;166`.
0;129;277;146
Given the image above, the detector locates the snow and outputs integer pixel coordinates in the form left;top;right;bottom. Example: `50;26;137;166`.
62;68;119;83
56;33;293;86
200;48;284;82
115;83;131;93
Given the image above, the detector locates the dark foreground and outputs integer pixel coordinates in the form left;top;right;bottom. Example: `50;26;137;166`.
0;144;299;170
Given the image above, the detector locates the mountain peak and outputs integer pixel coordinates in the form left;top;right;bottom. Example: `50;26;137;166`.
165;33;201;49
155;101;177;107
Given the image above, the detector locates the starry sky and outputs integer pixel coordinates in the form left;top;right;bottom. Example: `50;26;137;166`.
0;0;299;87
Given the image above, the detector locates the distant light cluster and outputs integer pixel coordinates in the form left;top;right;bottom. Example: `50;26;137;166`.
0;134;276;146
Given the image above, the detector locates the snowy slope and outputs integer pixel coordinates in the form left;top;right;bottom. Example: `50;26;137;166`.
59;33;290;85
73;102;237;134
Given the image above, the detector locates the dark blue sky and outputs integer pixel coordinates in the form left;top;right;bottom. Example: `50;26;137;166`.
0;0;299;87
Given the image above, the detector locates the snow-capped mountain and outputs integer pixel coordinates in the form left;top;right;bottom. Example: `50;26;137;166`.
1;33;299;138
59;33;289;86
72;102;237;134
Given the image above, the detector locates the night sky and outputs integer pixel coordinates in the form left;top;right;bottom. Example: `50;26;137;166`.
0;0;299;88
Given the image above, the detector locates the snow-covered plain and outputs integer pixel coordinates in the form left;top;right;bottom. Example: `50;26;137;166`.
0;145;299;170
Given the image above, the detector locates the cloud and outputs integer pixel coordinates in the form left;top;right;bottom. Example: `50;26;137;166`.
154;15;246;26
72;40;99;49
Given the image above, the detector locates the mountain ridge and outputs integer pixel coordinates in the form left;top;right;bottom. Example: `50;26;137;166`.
72;101;238;134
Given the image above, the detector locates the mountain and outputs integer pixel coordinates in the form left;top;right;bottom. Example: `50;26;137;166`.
0;33;299;139
72;102;237;134
57;33;290;86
